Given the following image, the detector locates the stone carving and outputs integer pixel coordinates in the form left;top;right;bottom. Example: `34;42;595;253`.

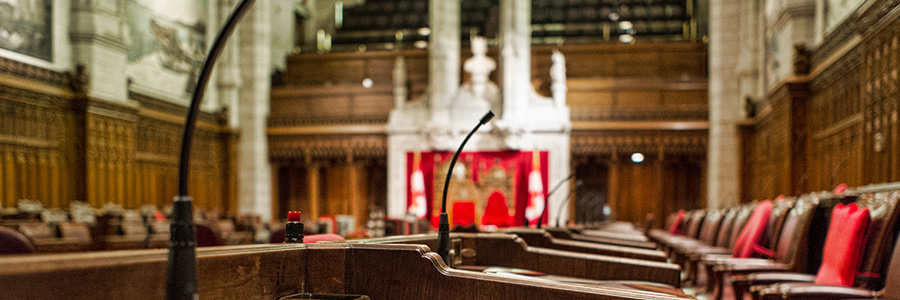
463;36;496;101
423;125;456;151
550;50;567;108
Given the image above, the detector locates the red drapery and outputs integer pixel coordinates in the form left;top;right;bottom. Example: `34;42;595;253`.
406;151;549;227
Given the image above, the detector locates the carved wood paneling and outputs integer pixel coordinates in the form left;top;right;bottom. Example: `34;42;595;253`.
571;130;707;156
861;6;900;184
0;61;236;213
745;1;900;201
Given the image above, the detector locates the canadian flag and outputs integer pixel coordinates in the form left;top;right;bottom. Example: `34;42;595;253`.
524;152;545;225
408;153;427;218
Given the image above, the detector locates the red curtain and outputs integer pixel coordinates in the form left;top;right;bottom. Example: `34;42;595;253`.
407;151;549;227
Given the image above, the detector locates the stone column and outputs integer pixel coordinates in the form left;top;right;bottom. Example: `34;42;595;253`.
69;0;129;102
428;0;460;123
237;0;274;221
499;0;531;121
218;0;242;127
707;0;743;208
738;0;765;107
393;55;408;109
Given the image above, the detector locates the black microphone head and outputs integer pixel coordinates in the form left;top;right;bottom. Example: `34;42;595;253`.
480;110;495;125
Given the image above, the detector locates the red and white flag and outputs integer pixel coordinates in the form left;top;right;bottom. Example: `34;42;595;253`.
525;152;545;225
408;153;427;218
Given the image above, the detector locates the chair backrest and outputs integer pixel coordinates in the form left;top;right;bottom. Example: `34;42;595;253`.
732;200;773;258
58;222;92;242
195;224;222;247
482;191;512;227
16;222;55;239
771;195;817;270
763;197;795;249
882;231;900;296
726;205;755;249
684;210;706;239
452;201;476;227
855;191;900;289
0;226;35;255
269;228;286;243
697;209;725;245
668;210;685;235
814;203;870;287
714;207;741;247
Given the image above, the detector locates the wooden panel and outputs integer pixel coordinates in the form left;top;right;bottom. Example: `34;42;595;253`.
0;56;237;214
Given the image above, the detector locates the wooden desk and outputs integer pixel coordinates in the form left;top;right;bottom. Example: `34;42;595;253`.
503;228;667;261
0;243;691;299
344;233;681;287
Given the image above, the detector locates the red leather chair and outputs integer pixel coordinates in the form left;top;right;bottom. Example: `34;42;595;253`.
452;201;476;227
482;191;512;228
0;226;35;255
750;203;874;299
742;192;900;299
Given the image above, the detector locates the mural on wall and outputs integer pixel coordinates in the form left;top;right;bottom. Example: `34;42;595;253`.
0;0;52;60
126;0;207;96
826;0;864;33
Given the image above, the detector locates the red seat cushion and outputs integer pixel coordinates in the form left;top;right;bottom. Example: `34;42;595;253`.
453;201;477;227
669;210;685;235
732;200;773;258
482;191;512;227
815;203;870;287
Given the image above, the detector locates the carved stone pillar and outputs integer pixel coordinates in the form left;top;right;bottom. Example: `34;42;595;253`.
428;0;460;123
500;0;531;120
69;0;129;102
708;0;743;208
237;0;273;220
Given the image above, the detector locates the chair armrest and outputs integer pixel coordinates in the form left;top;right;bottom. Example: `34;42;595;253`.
702;257;771;266
732;272;816;300
713;262;788;274
756;283;877;300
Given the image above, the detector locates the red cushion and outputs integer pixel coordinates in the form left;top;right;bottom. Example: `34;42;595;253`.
304;233;344;243
732;200;773;258
669;210;685;235
452;201;477;227
482;191;512;227
815;203;870;287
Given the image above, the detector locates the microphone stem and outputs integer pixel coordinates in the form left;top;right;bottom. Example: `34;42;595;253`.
541;174;573;229
438;112;493;266
167;1;254;300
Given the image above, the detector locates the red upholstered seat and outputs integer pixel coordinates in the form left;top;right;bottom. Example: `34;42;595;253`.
731;200;773;258
482;191;512;227
814;203;870;287
453;201;476;227
0;226;35;255
669;209;685;235
304;233;344;243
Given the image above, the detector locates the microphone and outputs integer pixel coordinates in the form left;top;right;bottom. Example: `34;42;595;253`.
437;111;494;265
538;174;574;229
166;1;254;300
555;180;583;227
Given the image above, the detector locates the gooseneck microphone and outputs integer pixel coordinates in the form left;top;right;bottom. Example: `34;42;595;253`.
538;174;574;229
167;1;254;300
555;180;583;227
437;111;494;265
